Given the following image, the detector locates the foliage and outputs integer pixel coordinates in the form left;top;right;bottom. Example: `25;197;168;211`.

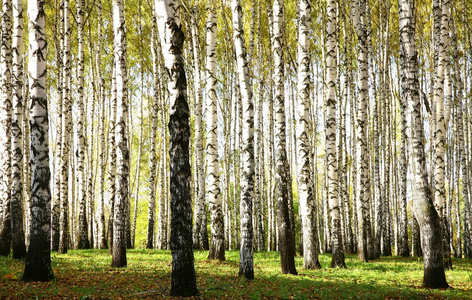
1;250;472;299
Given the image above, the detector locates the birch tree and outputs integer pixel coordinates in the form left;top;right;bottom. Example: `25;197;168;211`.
111;0;130;268
190;7;207;250
58;0;71;254
96;0;108;250
156;0;199;296
353;0;371;262
147;11;159;250
22;0;54;281
398;0;448;288
206;6;225;261
76;0;89;250
0;0;13;257
432;0;452;269
11;0;26;259
326;0;345;268
232;0;255;280
297;0;320;269
273;0;297;275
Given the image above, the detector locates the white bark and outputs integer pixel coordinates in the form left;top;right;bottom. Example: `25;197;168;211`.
231;0;255;279
58;0;71;254
326;0;345;268
11;0;26;259
22;0;54;281
76;0;89;250
206;7;225;261
0;0;13;256
297;0;319;269
112;0;129;268
190;8;207;250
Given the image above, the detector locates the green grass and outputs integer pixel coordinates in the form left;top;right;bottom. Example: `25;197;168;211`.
1;250;471;299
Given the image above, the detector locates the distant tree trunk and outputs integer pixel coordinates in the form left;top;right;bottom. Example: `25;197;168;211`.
111;0;129;268
156;0;199;296
23;94;31;248
399;53;410;258
381;48;392;257
11;0;26;259
96;0;107;250
223;72;232;251
326;0;345;268
297;0;320;269
451;19;466;259
108;64;117;253
0;0;13;257
51;0;62;252
76;0;89;250
266;6;276;252
232;0;255;280
398;0;448;288
253;4;265;252
58;0;71;255
235;80;242;251
432;0;452;270
22;0;54;281
353;0;371;263
190;8;207;251
147;11;159;250
157;88;169;250
206;6;225;261
373;58;382;259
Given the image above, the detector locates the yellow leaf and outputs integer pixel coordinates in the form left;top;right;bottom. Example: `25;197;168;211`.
2;272;19;281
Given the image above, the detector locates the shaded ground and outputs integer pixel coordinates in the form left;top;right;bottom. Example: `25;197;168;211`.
1;249;471;299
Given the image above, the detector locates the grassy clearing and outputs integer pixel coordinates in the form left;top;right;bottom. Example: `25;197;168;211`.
1;249;471;299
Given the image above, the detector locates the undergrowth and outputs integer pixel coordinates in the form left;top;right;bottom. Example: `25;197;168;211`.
1;249;471;299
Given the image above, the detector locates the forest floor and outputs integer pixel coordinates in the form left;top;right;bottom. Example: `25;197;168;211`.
1;249;471;299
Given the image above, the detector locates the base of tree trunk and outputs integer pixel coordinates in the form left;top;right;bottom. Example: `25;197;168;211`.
304;259;322;269
423;265;449;289
171;250;199;297
208;241;225;261
0;224;12;257
239;257;254;280
331;253;346;268
22;239;54;282
12;247;27;260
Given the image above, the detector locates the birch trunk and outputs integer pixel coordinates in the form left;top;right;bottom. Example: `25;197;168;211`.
231;0;255;279
0;0;13;257
22;0;54;281
96;0;108;250
51;0;63;252
353;0;371;262
326;0;345;268
11;0;26;259
58;0;71;254
147;12;159;250
272;0;297;275
156;0;198;295
254;3;265;251
108;64;117;252
398;0;448;288
190;8;207;250
111;0;129;268
432;0;452;269
76;0;89;250
297;0;320;269
451;19;468;258
206;7;225;261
